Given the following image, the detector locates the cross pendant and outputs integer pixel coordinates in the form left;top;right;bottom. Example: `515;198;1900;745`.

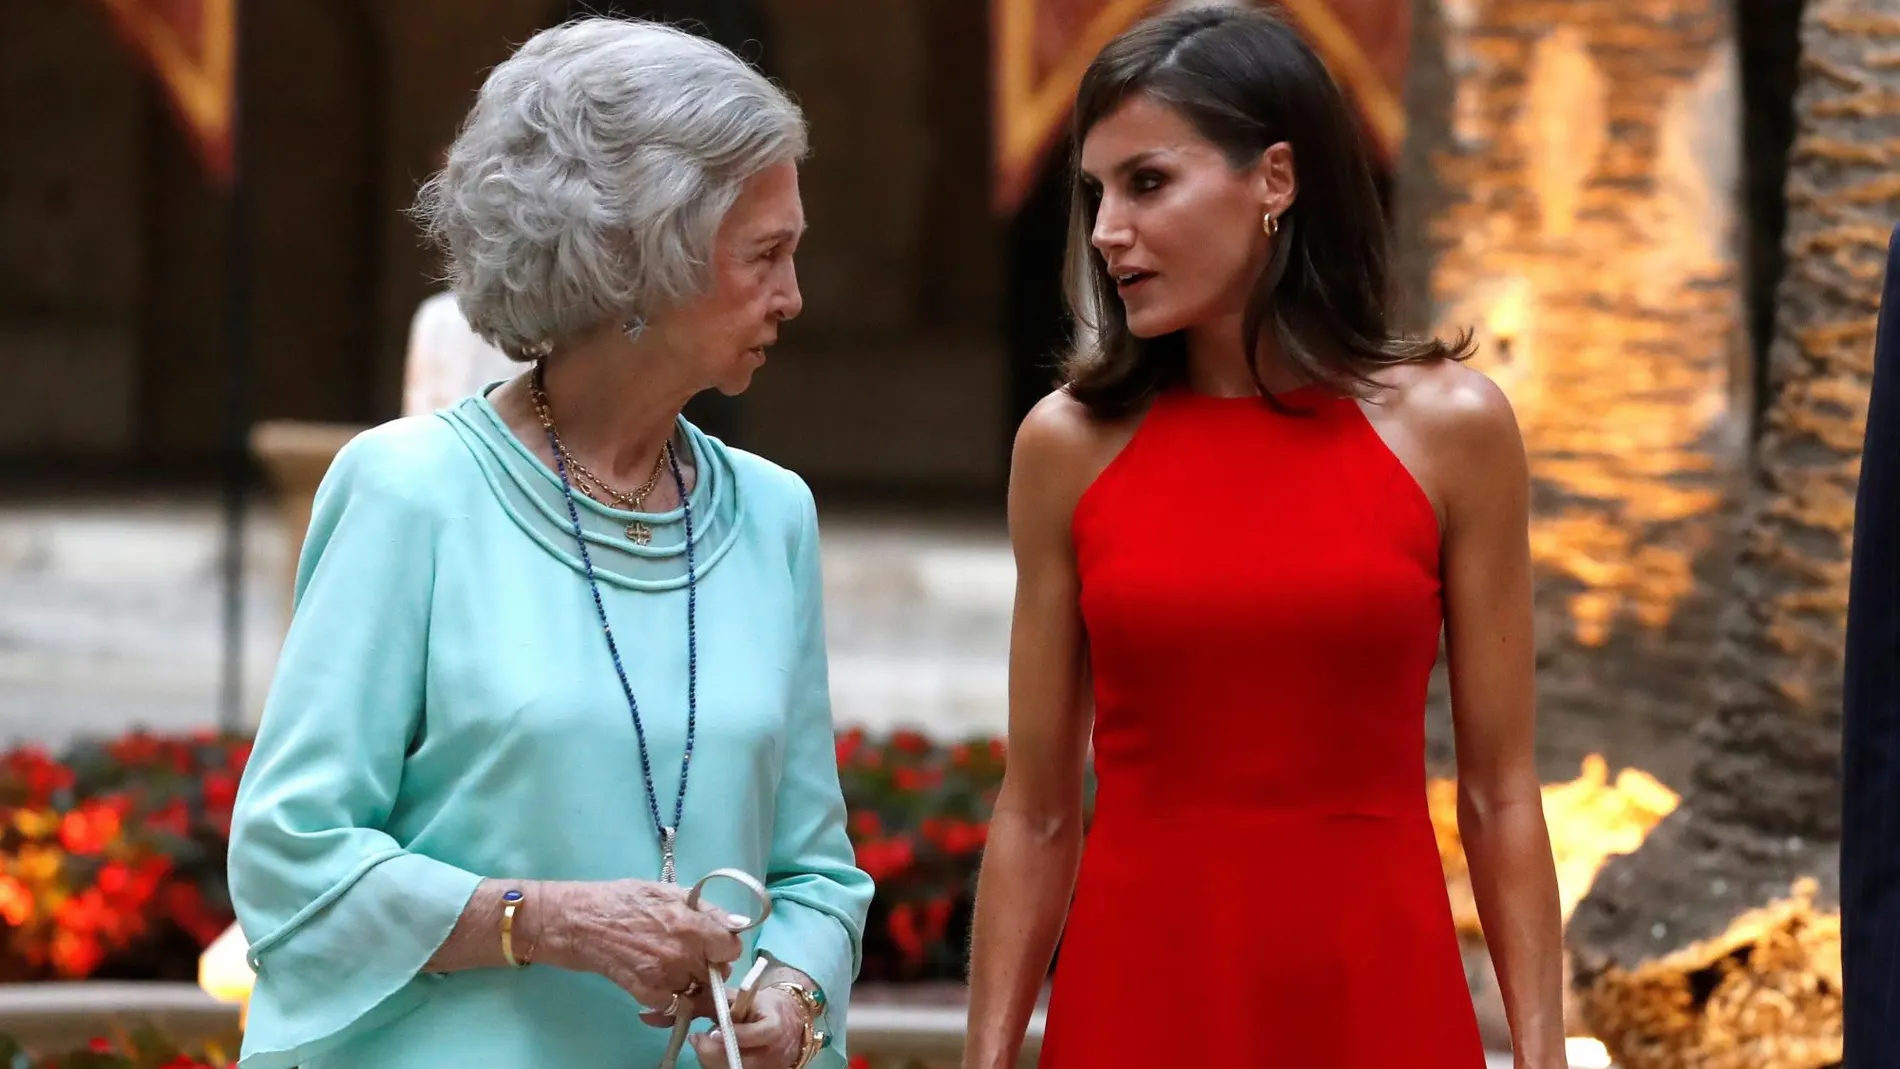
627;520;653;546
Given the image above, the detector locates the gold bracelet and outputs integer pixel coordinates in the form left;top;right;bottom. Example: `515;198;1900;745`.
797;1025;828;1069
767;981;826;1067
500;888;528;968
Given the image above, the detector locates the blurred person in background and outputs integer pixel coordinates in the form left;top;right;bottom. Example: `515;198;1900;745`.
401;141;520;418
963;8;1565;1068
227;18;870;1069
400;286;517;416
1841;225;1899;1069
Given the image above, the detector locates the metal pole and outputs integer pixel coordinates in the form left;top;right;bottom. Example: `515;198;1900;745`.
218;0;251;733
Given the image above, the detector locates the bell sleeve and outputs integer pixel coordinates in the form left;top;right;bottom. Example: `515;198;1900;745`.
226;429;483;1069
752;484;876;1067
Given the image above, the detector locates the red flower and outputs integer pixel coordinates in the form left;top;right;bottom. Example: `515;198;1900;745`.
887;902;924;965
950;743;974;768
199;771;239;838
97;861;131;895
942;819;989;856
988;738;1007;763
849;811;882;840
202;771;239;813
892;766;942;793
890;730;931;756
55;888;110;936
164;880;231;948
847;1058;872;1069
834;729;864;767
9;748;75;807
49;927;104;977
149;798;191;837
133;855;173;899
855;837;916;882
58;801;122;855
227;739;254;773
88;1038;114;1054
923;895;954;943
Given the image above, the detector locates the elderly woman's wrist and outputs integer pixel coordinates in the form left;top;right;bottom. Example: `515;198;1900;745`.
519;880;578;970
758;960;827;1059
762;961;817;996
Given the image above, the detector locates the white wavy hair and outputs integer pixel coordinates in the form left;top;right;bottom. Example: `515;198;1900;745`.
413;18;807;358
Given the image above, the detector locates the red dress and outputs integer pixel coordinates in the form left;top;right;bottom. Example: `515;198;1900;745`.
1038;386;1485;1067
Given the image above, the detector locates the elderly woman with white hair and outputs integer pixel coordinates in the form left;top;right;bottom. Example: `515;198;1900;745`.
226;17;871;1069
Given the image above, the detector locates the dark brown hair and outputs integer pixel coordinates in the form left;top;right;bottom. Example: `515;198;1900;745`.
1061;5;1470;417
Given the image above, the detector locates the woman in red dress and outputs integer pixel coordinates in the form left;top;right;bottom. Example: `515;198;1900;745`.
963;8;1565;1068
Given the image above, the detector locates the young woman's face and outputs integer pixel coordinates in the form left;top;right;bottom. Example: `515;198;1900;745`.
1079;95;1290;339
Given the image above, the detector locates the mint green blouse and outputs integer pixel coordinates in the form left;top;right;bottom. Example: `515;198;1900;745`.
228;392;873;1069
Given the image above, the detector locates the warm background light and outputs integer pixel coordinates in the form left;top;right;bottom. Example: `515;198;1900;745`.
198;921;253;1027
1431;755;1680;933
1566;1036;1614;1069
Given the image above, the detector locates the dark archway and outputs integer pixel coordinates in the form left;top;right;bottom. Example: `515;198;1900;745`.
1003;148;1074;452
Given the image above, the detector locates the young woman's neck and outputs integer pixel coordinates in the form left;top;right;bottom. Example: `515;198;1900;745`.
1184;310;1301;398
535;330;697;485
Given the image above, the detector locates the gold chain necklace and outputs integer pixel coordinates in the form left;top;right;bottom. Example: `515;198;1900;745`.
529;378;674;545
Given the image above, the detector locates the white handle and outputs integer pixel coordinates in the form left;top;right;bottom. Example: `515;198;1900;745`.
657;869;776;1069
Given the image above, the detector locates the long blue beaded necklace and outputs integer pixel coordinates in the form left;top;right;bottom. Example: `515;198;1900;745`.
531;362;698;885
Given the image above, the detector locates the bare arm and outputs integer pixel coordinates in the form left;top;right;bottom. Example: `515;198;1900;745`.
1436;377;1565;1068
963;397;1100;1069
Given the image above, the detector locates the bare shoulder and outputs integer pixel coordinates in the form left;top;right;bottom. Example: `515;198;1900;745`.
1356;360;1525;532
1009;389;1143;538
1375;360;1523;462
1012;389;1140;483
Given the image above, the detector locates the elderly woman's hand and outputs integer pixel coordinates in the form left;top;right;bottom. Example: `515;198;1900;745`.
537;879;743;1010
682;986;811;1069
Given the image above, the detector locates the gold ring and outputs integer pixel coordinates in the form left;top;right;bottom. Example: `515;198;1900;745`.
655;978;701;1017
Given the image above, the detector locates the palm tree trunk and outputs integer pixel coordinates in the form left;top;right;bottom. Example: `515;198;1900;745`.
1563;3;1898;1065
1395;0;1748;790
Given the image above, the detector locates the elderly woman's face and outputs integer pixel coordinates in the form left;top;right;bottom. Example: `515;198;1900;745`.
666;162;805;396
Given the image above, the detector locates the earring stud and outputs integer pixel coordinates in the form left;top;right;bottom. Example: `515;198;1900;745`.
1262;211;1280;237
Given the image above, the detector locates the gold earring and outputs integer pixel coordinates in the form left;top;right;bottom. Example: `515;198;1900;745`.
1263;211;1279;236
